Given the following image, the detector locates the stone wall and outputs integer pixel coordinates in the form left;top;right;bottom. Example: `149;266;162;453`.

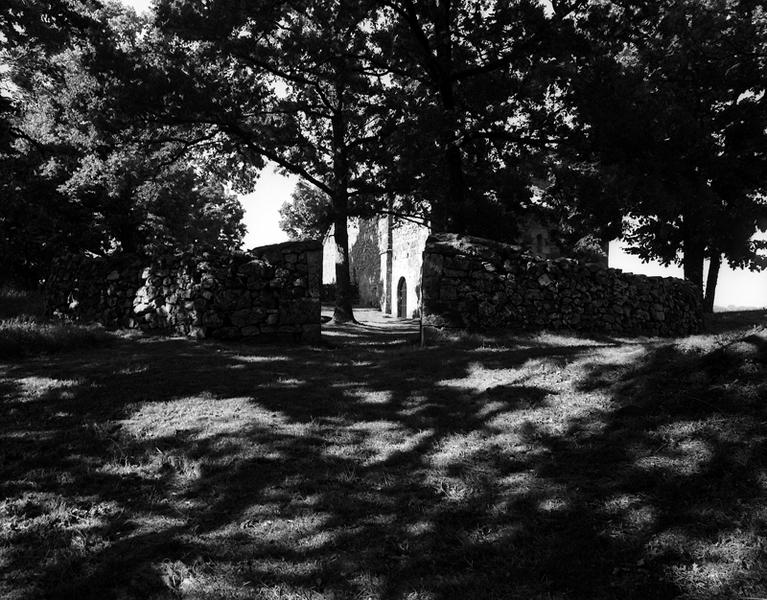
46;240;322;342
421;234;703;339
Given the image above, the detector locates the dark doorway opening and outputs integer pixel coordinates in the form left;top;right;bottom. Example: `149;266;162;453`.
397;277;407;318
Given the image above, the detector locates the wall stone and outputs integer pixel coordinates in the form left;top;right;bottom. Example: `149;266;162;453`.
45;240;322;343
421;234;703;340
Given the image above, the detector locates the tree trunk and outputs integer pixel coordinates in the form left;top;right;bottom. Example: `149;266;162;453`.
683;247;705;289
430;146;467;234
703;250;721;313
116;218;139;254
114;186;140;254
330;96;355;324
394;2;467;234
682;235;705;290
431;196;448;233
435;3;466;234
383;202;393;314
443;139;466;233
331;200;355;323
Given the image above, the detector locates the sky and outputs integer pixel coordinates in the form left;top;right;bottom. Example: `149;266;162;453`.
119;0;766;310
239;167;295;249
123;0;152;13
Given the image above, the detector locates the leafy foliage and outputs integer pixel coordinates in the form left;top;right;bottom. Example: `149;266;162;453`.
375;0;584;236
279;181;333;241
1;5;245;285
562;0;767;292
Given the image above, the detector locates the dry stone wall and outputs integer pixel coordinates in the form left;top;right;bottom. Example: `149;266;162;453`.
421;234;703;339
46;240;322;342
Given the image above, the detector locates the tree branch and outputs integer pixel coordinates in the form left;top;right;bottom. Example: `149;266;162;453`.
223;121;333;195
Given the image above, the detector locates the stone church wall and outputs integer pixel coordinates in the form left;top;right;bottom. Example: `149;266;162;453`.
350;219;384;307
517;218;561;259
421;234;703;339
390;220;431;318
322;220;384;307
45;240;322;342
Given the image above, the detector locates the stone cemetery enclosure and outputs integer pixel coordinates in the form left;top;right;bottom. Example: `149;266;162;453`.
46;240;322;343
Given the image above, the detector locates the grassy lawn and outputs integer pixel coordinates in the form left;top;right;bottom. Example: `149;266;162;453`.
1;309;766;599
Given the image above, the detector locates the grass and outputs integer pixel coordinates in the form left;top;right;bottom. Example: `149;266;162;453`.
0;318;116;360
0;287;44;320
0;310;766;599
0;288;115;359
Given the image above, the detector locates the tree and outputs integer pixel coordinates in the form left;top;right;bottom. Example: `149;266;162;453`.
0;1;104;285
376;0;584;235
1;6;246;284
153;0;392;322
568;0;767;310
61;146;245;254
0;0;101;154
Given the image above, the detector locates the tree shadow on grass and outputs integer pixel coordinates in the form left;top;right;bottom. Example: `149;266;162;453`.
1;323;766;599
554;339;767;598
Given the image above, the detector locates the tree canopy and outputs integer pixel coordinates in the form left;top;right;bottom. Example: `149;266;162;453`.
279;181;334;242
371;0;585;238
560;0;767;307
1;3;244;285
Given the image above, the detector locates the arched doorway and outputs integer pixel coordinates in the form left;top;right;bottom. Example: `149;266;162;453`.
397;277;407;318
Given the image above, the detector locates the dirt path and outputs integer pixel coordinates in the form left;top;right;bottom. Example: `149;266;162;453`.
321;306;421;347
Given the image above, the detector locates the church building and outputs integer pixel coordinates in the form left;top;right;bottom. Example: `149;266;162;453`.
322;215;562;318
